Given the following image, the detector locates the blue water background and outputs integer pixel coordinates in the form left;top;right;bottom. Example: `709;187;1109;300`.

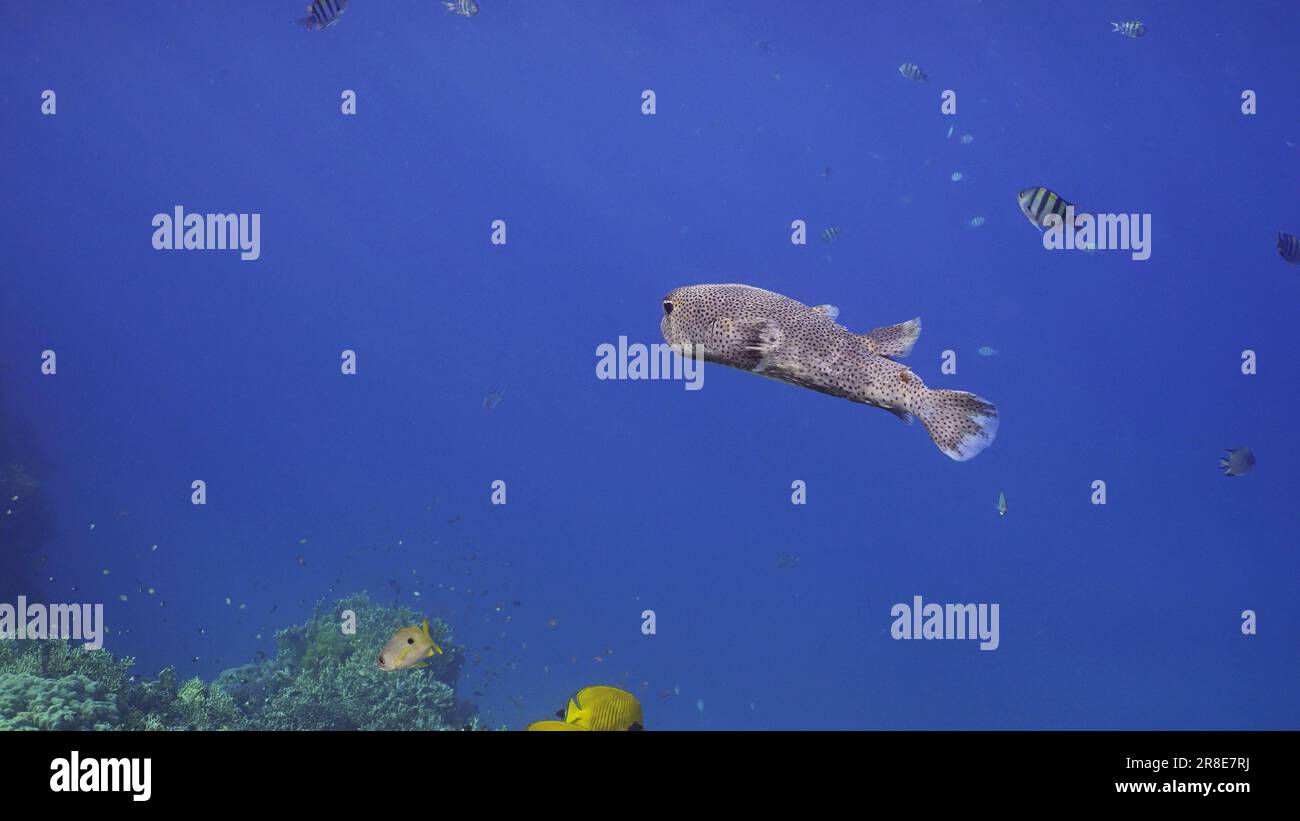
1;1;1297;728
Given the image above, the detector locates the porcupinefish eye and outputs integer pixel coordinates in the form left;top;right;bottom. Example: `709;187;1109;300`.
663;301;674;315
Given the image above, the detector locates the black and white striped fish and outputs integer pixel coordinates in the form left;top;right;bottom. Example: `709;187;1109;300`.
1111;21;1146;38
1017;186;1075;232
445;0;479;16
1279;232;1300;264
821;225;845;243
298;0;348;31
898;62;928;82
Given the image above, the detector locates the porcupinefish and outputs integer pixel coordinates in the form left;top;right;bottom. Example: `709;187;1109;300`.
660;284;999;461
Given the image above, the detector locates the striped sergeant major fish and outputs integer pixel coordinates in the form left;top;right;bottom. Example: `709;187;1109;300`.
821;225;845;243
1111;21;1146;38
298;0;348;30
1278;232;1300;264
1017;186;1077;232
445;0;479;16
898;62;928;82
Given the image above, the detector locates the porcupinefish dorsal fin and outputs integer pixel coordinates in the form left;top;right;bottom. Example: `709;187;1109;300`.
811;304;840;320
862;318;921;358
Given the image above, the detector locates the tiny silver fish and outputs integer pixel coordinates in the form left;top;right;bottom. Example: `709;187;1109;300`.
1111;21;1146;38
445;0;479;16
898;62;928;82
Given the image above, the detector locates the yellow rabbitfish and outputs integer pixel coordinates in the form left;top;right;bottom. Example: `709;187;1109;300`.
524;720;590;732
377;619;443;671
523;685;646;731
562;685;644;731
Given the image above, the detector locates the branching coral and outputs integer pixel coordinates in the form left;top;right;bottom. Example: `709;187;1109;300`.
0;592;476;731
0;638;133;696
254;592;470;730
168;676;240;730
0;673;118;730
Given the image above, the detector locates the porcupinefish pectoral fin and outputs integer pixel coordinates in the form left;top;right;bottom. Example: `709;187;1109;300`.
863;318;922;358
739;318;783;355
741;318;815;380
811;304;840;320
886;407;914;424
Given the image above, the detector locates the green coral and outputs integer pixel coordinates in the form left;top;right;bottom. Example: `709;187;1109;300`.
0;638;133;697
0;592;475;731
178;676;204;703
0;673;118;730
166;676;240;730
118;665;178;730
256;592;470;730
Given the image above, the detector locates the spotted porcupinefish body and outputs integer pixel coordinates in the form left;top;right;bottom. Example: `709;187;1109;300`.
660;284;999;461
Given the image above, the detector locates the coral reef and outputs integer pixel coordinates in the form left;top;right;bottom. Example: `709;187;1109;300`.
255;592;472;730
0;673;118;730
0;593;476;731
114;667;242;731
0;638;133;697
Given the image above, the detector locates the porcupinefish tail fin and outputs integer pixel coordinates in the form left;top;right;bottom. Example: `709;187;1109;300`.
863;318;921;358
916;388;998;461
